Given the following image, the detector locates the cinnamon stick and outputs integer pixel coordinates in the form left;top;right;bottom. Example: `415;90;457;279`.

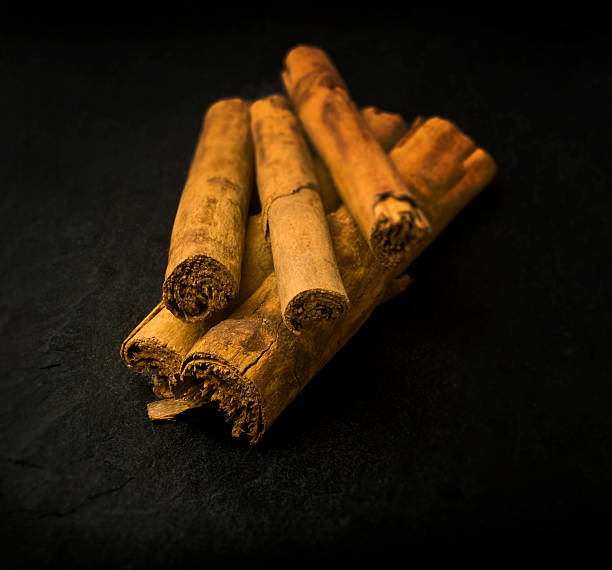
251;94;348;333
121;108;405;387
148;116;497;443
162;98;253;322
282;45;431;266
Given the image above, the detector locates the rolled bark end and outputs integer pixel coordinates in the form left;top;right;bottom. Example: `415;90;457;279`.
122;335;178;376
283;288;349;334
370;196;431;265
250;95;350;333
122;340;180;398
162;255;237;322
180;358;265;443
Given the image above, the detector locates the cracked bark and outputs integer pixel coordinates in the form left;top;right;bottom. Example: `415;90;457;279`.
121;107;408;390
250;94;348;333
152;116;497;443
120;214;271;399
162;98;254;322
282;45;431;266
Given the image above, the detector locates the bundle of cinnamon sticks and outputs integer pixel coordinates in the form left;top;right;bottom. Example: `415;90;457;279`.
120;46;497;443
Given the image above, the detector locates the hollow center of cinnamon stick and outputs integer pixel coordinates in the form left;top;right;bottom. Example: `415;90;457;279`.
162;255;237;322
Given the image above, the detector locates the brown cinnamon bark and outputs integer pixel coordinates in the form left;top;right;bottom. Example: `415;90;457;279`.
120;214;271;397
148;116;497;443
360;107;409;152
251;94;348;333
119;302;200;399
282;45;431;266
162;98;253;322
313;107;408;213
236;212;273;302
121;109;405;387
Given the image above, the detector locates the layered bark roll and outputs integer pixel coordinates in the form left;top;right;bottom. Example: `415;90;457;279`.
148;220;418;434
119;302;205;399
121;109;404;387
121;214;272;396
251;94;348;333
282;45;431;265
162;98;253;322
148;116;498;443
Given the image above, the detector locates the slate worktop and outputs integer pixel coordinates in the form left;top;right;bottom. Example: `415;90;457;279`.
1;14;610;567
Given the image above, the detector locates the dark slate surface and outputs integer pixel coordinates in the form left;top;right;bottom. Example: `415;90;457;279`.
1;14;610;567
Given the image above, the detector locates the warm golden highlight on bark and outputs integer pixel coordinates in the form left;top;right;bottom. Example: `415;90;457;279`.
313;107;408;213
360;107;409;152
282;45;430;265
121;107;404;384
251;94;348;333
148;116;497;443
120;215;270;395
162;98;253;322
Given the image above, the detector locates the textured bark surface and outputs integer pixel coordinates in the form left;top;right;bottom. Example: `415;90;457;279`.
149;116;498;443
237;212;274;302
120;215;270;394
251;94;348;333
282;45;431;265
121;109;404;386
313;107;408;212
162;98;253;321
119;301;204;399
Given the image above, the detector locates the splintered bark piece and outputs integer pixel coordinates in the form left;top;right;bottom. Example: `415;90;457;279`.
149;116;497;443
282;45;431;265
162;98;253;322
121;108;406;387
251;94;348;333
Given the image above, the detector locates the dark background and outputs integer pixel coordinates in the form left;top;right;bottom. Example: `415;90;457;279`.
1;10;610;567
